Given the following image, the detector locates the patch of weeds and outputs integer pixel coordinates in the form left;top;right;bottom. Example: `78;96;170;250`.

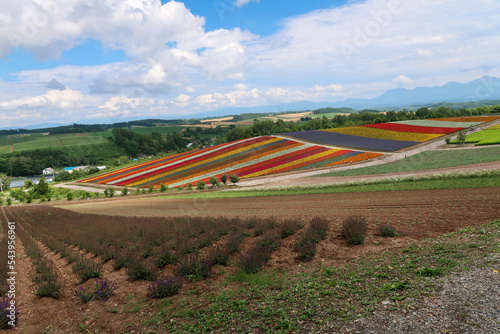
383;281;408;291
402;244;418;253
416;267;444;277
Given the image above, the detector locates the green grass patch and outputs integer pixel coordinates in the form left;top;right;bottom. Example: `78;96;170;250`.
12;136;62;151
319;146;500;177
450;128;500;146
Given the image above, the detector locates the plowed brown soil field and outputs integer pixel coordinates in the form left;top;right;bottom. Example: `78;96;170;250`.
62;187;500;239
3;186;499;333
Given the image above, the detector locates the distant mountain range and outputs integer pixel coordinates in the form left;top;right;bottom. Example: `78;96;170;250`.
209;76;500;115
2;76;500;130
336;75;500;109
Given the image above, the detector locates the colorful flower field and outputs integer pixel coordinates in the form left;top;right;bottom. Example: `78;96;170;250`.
80;136;383;188
281;116;500;152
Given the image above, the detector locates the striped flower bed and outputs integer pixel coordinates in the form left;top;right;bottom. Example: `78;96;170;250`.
280;130;420;151
282;116;499;152
393;120;483;128
80;136;382;188
321;126;442;142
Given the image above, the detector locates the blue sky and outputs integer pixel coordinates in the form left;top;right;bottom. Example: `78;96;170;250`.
0;0;499;127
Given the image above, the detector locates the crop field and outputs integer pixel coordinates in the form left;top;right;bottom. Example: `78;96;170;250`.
2;185;499;332
79;136;382;188
282;116;500;151
450;127;500;146
124;125;186;135
58;134;109;147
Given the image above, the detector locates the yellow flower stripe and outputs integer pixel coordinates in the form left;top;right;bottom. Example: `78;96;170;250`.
322;126;442;142
489;124;500;130
241;149;339;179
127;137;282;186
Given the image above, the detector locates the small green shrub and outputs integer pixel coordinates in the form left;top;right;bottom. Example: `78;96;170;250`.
296;241;317;261
155;249;177;268
177;255;213;280
342;215;368;245
416;267;443;277
237;246;272;274
147;275;183;299
378;223;397;237
208;245;231;266
197;181;205;190
127;257;156;281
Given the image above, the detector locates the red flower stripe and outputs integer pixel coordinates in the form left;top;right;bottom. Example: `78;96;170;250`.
82;149;198;183
227;145;321;177
256;149;352;176
236;146;327;177
360;123;464;134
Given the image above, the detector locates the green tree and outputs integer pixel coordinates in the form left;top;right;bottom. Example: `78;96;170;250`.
229;174;239;185
104;187;115;197
24;179;34;188
209;176;219;188
220;174;227;185
121;187;128;196
34;177;50;198
160;184;167;192
196;181;205;190
0;174;11;192
457;131;467;146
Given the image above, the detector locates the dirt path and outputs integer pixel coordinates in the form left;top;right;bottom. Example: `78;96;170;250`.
256;160;500;188
9;145;13;153
56;136;63;148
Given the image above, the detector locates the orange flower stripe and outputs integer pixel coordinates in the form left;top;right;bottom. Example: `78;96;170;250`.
325;152;382;166
322;126;442;142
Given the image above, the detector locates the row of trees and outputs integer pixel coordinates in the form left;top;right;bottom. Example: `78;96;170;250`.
225;104;500;142
111;128;189;157
0;143;124;177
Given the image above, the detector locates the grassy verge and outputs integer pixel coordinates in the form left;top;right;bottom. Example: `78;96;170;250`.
318;146;500;177
152;170;500;200
144;220;500;333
